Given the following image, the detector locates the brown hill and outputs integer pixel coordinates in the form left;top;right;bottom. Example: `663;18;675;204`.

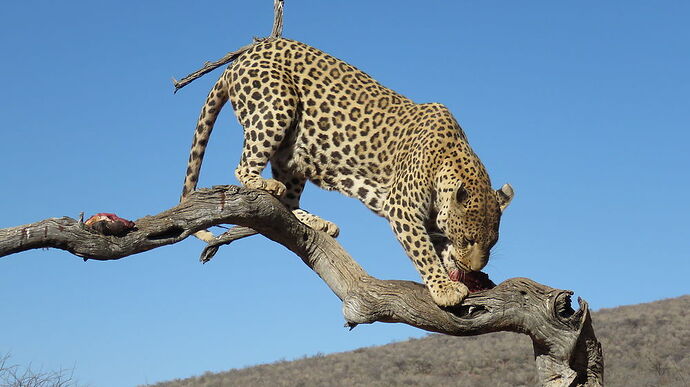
149;296;689;387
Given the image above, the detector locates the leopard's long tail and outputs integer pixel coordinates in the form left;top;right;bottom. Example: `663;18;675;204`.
180;72;230;242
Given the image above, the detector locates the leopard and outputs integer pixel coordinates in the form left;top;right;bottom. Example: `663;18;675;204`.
180;37;514;307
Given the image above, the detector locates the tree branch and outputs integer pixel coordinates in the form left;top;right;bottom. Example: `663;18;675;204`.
0;185;602;386
271;0;284;38
171;0;285;93
171;42;260;93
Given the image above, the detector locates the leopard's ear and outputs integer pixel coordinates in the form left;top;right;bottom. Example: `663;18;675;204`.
495;183;514;212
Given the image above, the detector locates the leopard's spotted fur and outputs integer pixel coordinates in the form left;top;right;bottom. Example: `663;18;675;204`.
180;38;513;307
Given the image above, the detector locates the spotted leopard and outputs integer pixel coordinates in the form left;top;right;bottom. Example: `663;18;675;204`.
180;38;514;307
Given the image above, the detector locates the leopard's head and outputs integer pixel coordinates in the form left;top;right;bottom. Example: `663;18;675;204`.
438;182;513;276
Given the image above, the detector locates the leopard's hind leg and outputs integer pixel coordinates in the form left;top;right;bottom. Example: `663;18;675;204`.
230;73;296;197
270;165;340;237
230;68;338;237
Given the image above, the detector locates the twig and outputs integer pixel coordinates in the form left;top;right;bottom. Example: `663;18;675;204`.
271;0;284;38
171;42;257;93
200;225;258;263
172;0;285;93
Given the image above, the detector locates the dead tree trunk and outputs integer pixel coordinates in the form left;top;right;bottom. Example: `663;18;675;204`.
0;185;603;386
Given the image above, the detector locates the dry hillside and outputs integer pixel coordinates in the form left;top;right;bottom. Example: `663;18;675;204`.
149;295;689;387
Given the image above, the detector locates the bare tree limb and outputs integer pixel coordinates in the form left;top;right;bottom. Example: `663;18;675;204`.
271;0;284;38
171;42;260;93
171;0;285;92
200;225;257;263
0;185;603;386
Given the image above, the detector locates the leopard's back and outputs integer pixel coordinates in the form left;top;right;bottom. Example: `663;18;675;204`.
227;38;467;214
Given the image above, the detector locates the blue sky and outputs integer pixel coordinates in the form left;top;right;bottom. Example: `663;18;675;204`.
1;1;688;386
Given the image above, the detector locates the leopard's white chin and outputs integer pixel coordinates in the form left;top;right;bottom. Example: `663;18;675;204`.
445;243;487;273
465;243;489;271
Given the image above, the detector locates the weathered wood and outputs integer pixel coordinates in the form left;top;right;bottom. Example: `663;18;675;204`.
0;185;603;386
172;0;285;92
271;0;284;38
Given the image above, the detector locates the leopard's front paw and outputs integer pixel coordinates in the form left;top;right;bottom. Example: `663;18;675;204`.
428;280;469;307
244;178;286;197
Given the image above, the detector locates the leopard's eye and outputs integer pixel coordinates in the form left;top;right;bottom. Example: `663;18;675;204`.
455;183;469;203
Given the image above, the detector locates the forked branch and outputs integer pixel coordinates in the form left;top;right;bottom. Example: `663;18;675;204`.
0;185;603;386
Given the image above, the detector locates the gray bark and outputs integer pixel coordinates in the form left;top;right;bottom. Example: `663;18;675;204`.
0;185;603;386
